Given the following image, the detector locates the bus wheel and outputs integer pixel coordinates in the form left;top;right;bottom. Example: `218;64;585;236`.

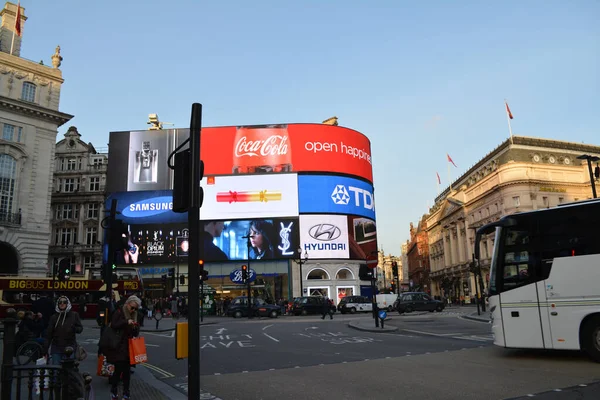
581;316;600;363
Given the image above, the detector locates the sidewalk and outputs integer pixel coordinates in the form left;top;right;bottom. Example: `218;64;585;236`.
462;310;491;323
79;354;186;400
348;317;399;332
81;315;219;332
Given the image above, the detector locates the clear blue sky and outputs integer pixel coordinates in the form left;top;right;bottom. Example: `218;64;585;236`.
20;0;599;255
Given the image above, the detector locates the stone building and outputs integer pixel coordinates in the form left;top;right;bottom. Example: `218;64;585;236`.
0;2;73;276
426;135;600;302
48;126;108;277
377;250;402;292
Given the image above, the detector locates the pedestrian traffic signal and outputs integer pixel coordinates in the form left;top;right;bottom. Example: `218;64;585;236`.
392;261;398;278
241;264;248;282
179;274;186;285
200;270;208;281
58;258;70;281
168;268;175;277
161;274;167;284
110;219;128;250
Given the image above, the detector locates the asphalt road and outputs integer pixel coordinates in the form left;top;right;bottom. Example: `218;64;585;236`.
78;310;600;399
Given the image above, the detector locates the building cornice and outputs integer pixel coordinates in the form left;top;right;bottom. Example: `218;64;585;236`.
0;96;73;127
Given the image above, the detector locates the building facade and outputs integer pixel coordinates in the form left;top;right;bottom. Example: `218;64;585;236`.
426;136;600;302
406;216;430;293
48;126;108;277
0;2;73;276
377;250;402;292
400;241;409;287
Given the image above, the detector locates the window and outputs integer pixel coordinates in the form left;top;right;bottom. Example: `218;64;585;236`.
67;159;77;171
62;178;79;192
500;222;534;291
55;228;77;246
87;203;99;219
89;177;100;191
542;197;549;207
56;204;78;220
21;82;36;102
2;124;22;143
83;255;95;270
558;197;564;204
513;196;520;207
85;227;97;245
0;154;17;215
92;158;104;167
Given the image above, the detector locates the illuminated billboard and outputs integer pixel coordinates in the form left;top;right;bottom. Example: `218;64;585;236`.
106;124;373;193
298;175;375;220
348;216;377;262
200;174;299;220
299;215;349;259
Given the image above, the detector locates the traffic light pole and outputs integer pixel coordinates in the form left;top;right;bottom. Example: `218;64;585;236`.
187;103;203;400
104;199;118;325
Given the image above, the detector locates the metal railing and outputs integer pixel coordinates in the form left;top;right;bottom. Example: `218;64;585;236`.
0;211;21;226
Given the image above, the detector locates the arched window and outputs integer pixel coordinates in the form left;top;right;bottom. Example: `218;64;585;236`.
307;268;330;280
335;268;354;280
0;154;17;215
21;82;36;103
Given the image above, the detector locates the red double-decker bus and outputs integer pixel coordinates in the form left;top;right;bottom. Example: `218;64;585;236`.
0;267;143;318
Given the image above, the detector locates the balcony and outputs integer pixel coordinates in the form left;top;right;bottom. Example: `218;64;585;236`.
0;211;21;226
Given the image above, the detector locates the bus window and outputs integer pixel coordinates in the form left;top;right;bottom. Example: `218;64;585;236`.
499;223;535;291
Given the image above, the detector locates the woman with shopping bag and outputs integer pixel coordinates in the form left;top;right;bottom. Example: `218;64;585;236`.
101;295;141;400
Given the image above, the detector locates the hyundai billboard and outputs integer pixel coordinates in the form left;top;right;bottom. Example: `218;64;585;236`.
298;175;375;220
299;214;349;259
106;124;373;193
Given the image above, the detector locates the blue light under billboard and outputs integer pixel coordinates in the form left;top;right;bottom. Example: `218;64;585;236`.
298;175;375;220
106;190;187;224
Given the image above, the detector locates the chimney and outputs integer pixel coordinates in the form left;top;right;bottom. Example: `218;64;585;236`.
0;2;26;56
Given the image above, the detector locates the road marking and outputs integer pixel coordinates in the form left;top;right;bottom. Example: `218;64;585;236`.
305;326;319;331
262;324;273;331
403;329;463;337
263;333;280;342
215;328;227;334
144;330;175;338
142;363;174;378
145;343;160;347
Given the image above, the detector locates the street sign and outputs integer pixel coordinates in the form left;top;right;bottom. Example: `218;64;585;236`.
378;310;387;320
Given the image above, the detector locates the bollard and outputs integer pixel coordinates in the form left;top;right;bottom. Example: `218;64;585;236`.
378;310;387;330
154;311;163;330
61;346;86;400
1;308;18;400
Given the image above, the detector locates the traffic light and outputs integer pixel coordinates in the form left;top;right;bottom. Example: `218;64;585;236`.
58;258;70;281
172;150;205;213
110;219;128;250
179;274;186;285
392;261;398;278
241;264;248;282
359;264;374;281
200;270;208;281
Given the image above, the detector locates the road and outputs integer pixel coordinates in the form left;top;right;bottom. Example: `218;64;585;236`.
79;309;600;399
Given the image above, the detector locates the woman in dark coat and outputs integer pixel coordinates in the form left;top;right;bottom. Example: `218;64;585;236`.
104;295;141;399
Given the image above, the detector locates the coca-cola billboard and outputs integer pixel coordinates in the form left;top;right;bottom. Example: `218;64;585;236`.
106;124;373;193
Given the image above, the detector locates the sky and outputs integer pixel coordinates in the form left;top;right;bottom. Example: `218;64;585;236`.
19;0;600;256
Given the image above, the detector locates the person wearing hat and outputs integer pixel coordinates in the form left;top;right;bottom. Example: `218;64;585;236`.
44;296;83;365
103;295;141;400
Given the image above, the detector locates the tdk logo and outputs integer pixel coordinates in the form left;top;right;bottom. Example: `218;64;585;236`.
331;185;375;210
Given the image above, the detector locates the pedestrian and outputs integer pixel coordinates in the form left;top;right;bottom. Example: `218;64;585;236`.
43;296;83;365
103;295;141;400
321;297;333;320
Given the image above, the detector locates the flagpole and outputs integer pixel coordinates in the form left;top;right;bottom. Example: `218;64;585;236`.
505;99;514;144
448;161;452;192
10;30;15;56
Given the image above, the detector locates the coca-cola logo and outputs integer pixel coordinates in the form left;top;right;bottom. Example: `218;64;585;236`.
235;135;289;158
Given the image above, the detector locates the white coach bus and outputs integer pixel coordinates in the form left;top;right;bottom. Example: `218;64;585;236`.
475;199;600;362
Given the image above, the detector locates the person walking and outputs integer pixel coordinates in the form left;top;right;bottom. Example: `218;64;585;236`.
103;295;141;400
44;296;83;365
321;297;333;320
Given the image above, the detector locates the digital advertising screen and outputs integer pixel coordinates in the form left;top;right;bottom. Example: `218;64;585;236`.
106;123;373;193
297;175;376;220
348;216;378;262
299;214;349;259
200;173;299;220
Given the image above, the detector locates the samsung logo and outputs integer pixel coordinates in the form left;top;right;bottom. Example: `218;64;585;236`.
122;196;174;218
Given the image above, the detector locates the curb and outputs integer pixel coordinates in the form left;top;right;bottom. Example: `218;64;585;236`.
348;321;399;333
136;362;188;400
462;314;490;323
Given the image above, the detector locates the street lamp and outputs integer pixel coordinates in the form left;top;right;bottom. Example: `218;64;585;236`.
295;247;308;297
367;250;379;328
576;154;600;199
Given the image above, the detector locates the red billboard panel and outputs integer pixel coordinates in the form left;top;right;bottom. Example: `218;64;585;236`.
201;124;373;182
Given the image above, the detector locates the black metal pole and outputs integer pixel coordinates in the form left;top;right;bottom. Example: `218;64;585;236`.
106;199;118;310
299;258;303;296
176;257;180;295
247;239;252;319
187;103;203;400
371;267;379;328
200;281;204;323
586;158;597;198
1;314;17;400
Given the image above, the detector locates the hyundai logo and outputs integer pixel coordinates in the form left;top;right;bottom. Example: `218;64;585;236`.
309;224;342;241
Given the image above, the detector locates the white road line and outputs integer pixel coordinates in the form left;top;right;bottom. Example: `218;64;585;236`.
263;333;280;342
145;343;160;347
262;324;273;331
402;329;463;337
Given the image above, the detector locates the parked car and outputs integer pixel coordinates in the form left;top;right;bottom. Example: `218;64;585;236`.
394;292;445;314
226;296;280;318
338;296;372;314
292;296;336;316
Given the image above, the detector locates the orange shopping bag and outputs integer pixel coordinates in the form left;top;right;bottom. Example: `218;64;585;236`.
97;354;115;377
129;337;148;365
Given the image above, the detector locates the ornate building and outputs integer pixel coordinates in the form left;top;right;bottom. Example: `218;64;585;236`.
48;127;107;277
426;136;600;302
0;2;73;276
406;216;430;292
400;241;409;286
377;250;402;292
